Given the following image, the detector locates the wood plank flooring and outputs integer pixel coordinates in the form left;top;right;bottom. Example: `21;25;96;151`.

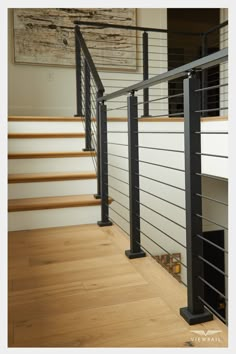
8;224;228;347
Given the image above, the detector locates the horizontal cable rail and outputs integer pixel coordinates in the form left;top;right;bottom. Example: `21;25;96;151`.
139;215;186;249
198;256;228;277
195;234;228;254
196;214;228;230
139;202;186;229
137;187;186;210
138;160;185;173
138;229;187;268
98;49;228;102
196;193;228;206
198;296;227;324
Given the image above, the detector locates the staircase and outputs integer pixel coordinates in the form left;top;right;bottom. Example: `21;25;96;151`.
8;116;103;231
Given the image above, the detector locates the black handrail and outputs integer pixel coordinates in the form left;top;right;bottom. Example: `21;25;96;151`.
75;25;104;94
74;20;201;36
97;48;228;102
74;25;105;198
204;20;228;35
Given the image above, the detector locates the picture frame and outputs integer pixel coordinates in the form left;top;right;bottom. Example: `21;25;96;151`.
170;253;181;264
161;254;170;265
172;263;181;274
13;8;137;71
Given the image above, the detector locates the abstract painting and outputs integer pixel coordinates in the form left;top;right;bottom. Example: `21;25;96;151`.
13;8;137;70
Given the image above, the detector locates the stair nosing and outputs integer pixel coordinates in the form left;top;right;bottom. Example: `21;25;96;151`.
8;194;111;212
8;133;86;139
8;115;228;122
8;116;92;122
8;151;96;159
8;172;97;183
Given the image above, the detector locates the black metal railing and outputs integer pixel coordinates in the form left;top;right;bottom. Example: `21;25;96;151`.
75;20;228;119
75;25;104;200
200;21;228;116
74;22;228;325
104;50;228;325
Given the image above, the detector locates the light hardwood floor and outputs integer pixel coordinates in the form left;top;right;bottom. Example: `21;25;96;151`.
8;224;228;347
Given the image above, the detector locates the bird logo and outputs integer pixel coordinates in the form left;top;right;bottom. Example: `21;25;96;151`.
190;330;222;336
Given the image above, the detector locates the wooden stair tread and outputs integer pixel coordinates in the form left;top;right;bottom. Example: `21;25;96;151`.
8;115;228;122
8;116;86;122
8;133;86;139
8;172;97;183
8;194;111;212
8;151;96;159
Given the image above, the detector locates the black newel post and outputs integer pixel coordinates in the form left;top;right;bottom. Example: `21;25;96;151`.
125;92;146;259
94;90;103;199
180;73;213;325
201;33;208;117
83;60;94;152
74;26;82;117
97;102;112;227
142;31;150;117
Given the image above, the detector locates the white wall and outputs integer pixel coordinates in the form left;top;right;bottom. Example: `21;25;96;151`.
8;8;167;116
8;9;75;116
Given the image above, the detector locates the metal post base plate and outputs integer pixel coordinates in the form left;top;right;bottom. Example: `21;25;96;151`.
94;194;101;199
180;307;213;325
125;249;146;259
83;148;95;152
97;220;113;227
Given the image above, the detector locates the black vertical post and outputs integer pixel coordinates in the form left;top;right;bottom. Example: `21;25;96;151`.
142;32;150;117
201;33;208;117
125;93;146;259
180;74;213;325
94;90;103;199
97;102;112;227
83;60;94;151
74;26;82;117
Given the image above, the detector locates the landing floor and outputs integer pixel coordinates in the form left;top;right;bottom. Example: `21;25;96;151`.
8;224;227;347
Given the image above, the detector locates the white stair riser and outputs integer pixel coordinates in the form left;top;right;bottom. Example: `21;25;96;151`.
8;138;86;153
8;157;95;174
8;206;101;231
8;121;86;133
8;121;124;134
8;179;97;199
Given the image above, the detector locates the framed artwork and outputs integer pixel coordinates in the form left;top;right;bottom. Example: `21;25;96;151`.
13;8;137;70
172;263;181;274
155;252;182;280
170;253;181;264
161;254;170;265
